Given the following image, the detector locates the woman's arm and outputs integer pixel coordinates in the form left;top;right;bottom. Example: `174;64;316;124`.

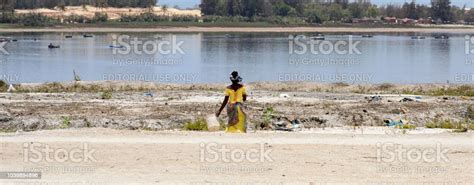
216;96;229;117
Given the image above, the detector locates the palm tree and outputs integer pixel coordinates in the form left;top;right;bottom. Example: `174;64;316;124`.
162;4;168;15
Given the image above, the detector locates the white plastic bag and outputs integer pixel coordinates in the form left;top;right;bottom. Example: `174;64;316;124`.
206;114;220;132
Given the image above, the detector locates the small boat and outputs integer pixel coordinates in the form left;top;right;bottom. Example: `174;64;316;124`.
109;45;124;49
0;38;10;42
48;44;60;49
362;35;374;38
311;36;325;40
11;39;18;42
411;36;426;39
83;34;94;38
433;35;449;39
310;34;326;40
65;35;73;38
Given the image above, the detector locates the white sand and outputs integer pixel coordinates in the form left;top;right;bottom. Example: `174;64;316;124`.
0;128;472;184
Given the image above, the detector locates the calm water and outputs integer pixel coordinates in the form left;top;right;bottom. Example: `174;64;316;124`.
0;32;472;84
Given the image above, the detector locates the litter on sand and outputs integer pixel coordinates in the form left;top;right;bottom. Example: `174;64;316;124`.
206;114;220;132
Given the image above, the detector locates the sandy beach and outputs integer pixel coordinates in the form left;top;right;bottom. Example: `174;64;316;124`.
0;128;472;184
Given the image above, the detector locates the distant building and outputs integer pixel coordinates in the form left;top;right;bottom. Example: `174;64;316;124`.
352;17;380;24
400;18;415;24
383;17;398;24
417;17;433;24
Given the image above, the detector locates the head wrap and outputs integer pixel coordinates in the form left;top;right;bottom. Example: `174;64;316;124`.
230;71;242;83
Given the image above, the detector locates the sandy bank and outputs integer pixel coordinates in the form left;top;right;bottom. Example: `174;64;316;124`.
0;82;473;132
0;128;472;184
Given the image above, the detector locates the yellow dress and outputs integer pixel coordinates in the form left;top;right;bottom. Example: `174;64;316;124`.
224;86;247;133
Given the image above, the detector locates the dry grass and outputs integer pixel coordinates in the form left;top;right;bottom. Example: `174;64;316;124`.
0;80;7;92
9;81;474;97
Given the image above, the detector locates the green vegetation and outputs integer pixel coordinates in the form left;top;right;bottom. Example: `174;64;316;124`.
1;0;473;27
258;107;275;130
425;118;473;131
427;85;474;97
468;105;474;119
396;85;474;97
200;0;472;24
92;12;108;23
0;80;7;92
60;116;72;128
1;0;157;9
101;91;113;100
396;124;417;130
183;117;208;131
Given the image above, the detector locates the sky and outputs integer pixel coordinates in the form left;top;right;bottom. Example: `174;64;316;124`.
157;0;473;9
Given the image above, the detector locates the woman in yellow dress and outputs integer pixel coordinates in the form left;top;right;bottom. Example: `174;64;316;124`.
216;71;248;133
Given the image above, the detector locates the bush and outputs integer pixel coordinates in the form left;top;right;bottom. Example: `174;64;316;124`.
467;105;474;119
183;118;208;131
92;12;108;23
171;15;199;22
19;13;56;26
37;82;66;93
425;118;472;130
64;14;91;23
396;124;416;129
0;13;19;23
101;91;113;100
119;12;170;22
60;116;72;128
0;80;7;92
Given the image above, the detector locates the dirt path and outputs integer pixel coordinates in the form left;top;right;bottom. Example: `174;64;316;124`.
0;128;472;184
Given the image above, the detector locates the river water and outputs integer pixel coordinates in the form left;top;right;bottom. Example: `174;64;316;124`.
0;32;472;84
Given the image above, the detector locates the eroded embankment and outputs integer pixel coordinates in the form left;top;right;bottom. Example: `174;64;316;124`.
0;81;473;132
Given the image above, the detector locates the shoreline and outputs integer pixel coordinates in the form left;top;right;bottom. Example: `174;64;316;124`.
1;26;474;33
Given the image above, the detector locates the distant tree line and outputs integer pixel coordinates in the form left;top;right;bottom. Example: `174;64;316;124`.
0;0;157;9
200;0;474;23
